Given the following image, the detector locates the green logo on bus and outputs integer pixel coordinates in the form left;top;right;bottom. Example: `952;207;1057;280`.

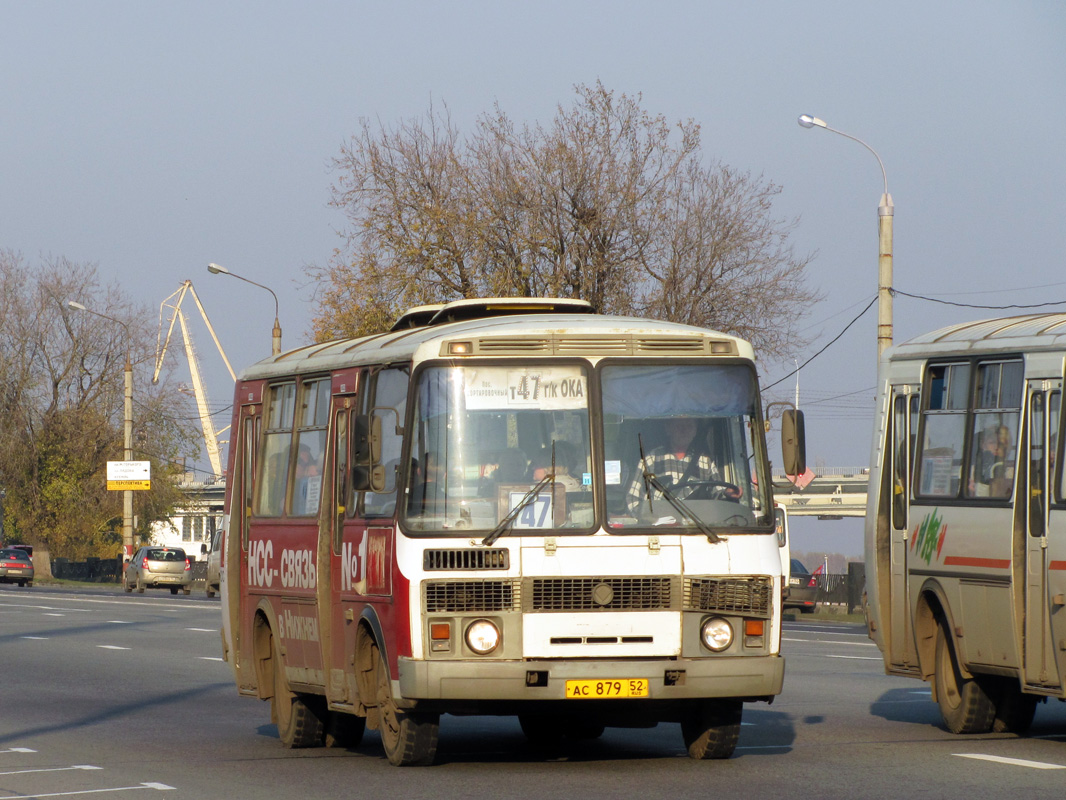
911;509;947;564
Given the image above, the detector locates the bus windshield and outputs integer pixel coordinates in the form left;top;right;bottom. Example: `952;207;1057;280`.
403;361;771;534
602;363;771;531
405;364;594;532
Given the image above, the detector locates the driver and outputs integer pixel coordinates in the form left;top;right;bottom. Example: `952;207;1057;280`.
626;416;740;514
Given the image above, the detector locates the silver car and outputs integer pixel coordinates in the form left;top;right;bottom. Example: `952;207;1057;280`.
124;546;192;595
0;548;35;587
205;527;222;598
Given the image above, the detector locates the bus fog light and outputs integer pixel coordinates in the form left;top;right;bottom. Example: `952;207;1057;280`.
465;620;501;655
701;617;734;652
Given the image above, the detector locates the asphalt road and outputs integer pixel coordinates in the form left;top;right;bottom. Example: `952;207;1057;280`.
4;585;1066;799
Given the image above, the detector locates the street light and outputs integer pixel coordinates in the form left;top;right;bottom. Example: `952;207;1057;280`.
207;263;282;356
67;300;135;561
798;114;894;357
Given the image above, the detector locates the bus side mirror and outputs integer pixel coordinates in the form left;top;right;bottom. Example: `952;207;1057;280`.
353;413;382;466
781;409;807;476
351;464;387;493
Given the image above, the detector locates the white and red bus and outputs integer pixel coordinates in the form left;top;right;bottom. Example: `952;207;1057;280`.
865;313;1066;734
219;297;802;765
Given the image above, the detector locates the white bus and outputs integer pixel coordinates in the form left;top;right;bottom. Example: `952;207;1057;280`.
865;313;1066;734
220;297;803;765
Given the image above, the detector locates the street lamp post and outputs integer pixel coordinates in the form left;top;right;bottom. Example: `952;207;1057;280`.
207;263;282;356
798;114;894;358
67;300;135;561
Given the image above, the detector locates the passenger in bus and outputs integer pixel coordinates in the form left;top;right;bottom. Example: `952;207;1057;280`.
972;425;1013;499
626;417;740;514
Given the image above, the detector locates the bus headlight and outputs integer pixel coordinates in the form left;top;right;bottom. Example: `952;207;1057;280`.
465;619;501;655
701;617;734;652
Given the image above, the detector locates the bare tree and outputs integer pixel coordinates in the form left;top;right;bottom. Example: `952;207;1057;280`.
0;252;196;563
311;82;819;357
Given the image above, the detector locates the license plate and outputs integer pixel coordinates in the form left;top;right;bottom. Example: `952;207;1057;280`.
6;569;25;575
565;679;648;699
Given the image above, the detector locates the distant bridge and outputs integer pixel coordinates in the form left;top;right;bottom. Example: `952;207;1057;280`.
772;468;869;518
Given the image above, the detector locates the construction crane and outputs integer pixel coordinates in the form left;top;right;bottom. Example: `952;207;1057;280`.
154;281;236;481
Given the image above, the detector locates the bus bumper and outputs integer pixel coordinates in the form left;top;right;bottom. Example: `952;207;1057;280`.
398;655;784;704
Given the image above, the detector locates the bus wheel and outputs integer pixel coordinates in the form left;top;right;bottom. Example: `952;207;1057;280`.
934;625;995;734
990;681;1038;734
324;711;366;748
271;634;325;748
374;644;438;766
681;699;742;759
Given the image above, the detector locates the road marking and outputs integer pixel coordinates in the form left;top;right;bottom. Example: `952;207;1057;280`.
955;753;1066;770
0;782;176;796
197;656;224;662
43;612;66;617
0;747;36;754
108;620;133;624
783;639;878;648
186;628;217;632
97;645;131;651
21;636;49;640
825;654;883;661
0;765;102;776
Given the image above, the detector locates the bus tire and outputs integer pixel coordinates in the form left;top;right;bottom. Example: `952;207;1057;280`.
324;711;366;748
272;634;325;748
681;699;742;759
934;625;995;734
374;644;438;766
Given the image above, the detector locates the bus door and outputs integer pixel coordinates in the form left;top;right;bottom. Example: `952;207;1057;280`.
887;388;920;671
331;367;407;698
230;383;262;694
1024;380;1062;690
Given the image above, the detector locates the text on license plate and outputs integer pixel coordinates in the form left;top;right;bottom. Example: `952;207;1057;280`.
565;679;648;699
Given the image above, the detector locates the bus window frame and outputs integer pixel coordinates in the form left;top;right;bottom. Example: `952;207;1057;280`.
913;356;1024;505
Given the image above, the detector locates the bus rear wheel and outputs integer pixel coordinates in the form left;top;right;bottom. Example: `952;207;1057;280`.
934;624;995;734
681;699;742;759
374;644;438;766
271;633;324;748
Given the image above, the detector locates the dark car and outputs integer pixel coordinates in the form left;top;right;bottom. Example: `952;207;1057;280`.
784;557;818;613
124;546;192;595
0;548;35;587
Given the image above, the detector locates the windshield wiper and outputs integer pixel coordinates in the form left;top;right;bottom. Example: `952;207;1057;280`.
637;434;721;544
481;473;556;546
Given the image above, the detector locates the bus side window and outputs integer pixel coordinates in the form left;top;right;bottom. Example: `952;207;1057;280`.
891;394;908;530
359;367;410;518
917;363;970;498
257;382;296;516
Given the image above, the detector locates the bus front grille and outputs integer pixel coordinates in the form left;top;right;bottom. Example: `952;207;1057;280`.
423;548;510;571
424;580;520;612
526;576;678;612
684;576;772;617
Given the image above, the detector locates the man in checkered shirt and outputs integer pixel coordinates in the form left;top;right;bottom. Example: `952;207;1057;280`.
626;417;739;515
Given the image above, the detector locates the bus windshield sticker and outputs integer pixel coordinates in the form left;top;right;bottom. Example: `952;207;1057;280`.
462;367;588;411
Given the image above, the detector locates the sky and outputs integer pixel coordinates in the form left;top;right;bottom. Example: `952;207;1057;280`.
3;1;1064;556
